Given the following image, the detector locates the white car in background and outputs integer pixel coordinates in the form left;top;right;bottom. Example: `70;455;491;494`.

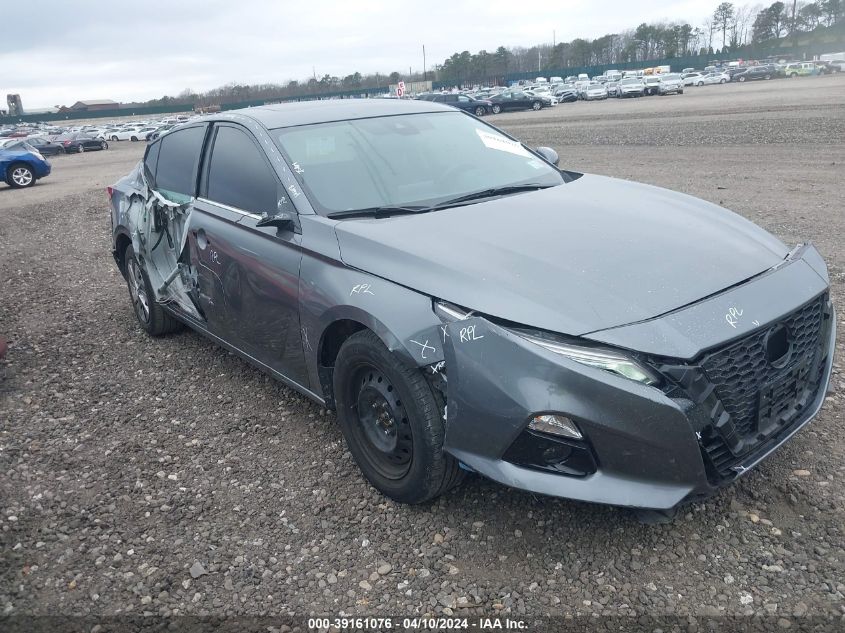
695;72;730;86
583;82;608;100
108;127;151;141
682;72;703;86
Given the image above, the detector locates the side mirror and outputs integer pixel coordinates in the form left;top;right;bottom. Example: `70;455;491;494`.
535;146;560;166
256;211;295;231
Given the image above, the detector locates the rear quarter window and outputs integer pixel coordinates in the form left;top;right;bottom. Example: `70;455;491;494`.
154;126;207;201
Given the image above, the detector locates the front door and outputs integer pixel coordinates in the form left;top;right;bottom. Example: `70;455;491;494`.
192;123;307;387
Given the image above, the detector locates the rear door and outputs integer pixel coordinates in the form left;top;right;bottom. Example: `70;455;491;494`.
193;123;307;386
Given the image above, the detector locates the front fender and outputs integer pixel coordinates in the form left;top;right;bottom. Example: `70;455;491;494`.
300;252;444;403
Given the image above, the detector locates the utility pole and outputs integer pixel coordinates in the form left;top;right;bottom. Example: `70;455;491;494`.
538;50;541;72
553;30;556;47
423;45;427;82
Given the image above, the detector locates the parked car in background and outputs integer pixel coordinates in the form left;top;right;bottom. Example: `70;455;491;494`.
147;124;176;141
582;82;608;100
0;140;51;188
657;74;684;95
553;86;579;102
643;76;662;95
682;72;703;86
20;136;66;155
695;72;730;86
618;77;645;97
418;93;493;116
604;81;621;97
108;128;147;141
489;90;545;113
523;89;557;106
110;99;835;516
53;133;109;153
784;62;818;78
733;65;776;82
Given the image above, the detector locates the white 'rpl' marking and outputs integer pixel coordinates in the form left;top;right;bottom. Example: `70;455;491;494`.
409;339;436;360
459;324;484;342
725;306;743;328
350;284;375;297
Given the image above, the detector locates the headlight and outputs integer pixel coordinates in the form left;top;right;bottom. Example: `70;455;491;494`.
433;300;659;386
513;330;660;386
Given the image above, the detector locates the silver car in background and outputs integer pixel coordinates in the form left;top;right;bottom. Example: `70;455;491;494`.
658;73;684;95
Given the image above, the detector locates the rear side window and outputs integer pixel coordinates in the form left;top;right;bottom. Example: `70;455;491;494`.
205;125;278;215
154;126;206;201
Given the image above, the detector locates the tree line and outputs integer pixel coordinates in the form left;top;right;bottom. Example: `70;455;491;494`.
142;1;843;107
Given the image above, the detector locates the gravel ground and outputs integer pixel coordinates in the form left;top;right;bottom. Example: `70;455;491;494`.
1;77;844;627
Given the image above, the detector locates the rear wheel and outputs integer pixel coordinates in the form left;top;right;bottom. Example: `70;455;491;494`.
101;141;108;150
738;76;746;82
333;330;464;504
491;104;502;114
123;245;183;336
531;100;542;110
6;163;35;188
474;106;485;117
77;144;84;153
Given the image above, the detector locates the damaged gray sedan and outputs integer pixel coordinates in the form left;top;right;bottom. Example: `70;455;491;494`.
109;100;835;514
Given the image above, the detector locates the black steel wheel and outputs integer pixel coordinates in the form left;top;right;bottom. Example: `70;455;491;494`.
333;330;464;504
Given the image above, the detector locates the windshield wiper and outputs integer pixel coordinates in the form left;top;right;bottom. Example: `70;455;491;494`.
327;184;555;219
430;183;555;209
327;205;432;219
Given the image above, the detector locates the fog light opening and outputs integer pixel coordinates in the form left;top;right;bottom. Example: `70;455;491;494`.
528;414;582;440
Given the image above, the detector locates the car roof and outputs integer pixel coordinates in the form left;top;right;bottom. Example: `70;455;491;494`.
207;99;454;130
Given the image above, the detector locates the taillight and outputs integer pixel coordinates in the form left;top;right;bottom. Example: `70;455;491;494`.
63;141;71;146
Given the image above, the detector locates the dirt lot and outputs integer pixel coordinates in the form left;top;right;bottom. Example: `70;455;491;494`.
1;77;844;626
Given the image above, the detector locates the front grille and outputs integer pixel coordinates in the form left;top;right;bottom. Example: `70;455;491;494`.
660;293;830;484
699;295;825;438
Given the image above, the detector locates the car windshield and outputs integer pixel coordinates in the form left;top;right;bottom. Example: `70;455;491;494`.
274;111;565;215
662;74;681;80
620;78;640;85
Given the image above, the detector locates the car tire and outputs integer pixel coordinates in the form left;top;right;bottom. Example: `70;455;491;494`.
130;136;138;142
679;89;684;94
101;141;108;150
77;144;84;153
333;330;465;504
5;162;35;188
123;244;183;336
111;136;118;141
474;106;485;117
738;76;746;82
764;75;771;80
697;81;704;87
491;104;502;114
719;79;726;83
532;101;542;110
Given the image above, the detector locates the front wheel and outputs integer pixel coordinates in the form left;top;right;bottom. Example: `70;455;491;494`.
764;75;771;80
474;106;485;117
491;104;502;114
77;144;84;153
738;76;746;82
111;135;118;141
101;141;108;150
333;330;464;504
532;100;542;110
697;81;704;87
6;163;35;188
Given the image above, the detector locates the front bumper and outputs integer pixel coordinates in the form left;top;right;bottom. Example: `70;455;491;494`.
440;251;835;510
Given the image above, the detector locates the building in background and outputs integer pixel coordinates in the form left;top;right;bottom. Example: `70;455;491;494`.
67;99;119;112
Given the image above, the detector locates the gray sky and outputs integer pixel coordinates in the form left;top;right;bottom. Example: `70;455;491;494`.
1;0;708;109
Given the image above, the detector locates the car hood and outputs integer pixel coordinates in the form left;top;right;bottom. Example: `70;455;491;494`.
334;174;788;336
